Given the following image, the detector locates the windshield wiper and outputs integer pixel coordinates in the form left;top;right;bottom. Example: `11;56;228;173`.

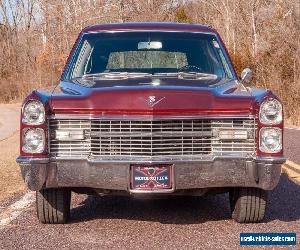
178;72;218;80
80;71;218;81
153;72;218;80
82;72;152;80
153;72;179;77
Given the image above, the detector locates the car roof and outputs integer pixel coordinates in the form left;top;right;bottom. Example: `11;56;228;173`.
82;22;217;34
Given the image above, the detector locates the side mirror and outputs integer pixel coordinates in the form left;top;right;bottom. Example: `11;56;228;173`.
241;68;253;85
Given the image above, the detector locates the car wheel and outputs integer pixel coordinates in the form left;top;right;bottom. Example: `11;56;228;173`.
36;188;71;224
229;187;267;223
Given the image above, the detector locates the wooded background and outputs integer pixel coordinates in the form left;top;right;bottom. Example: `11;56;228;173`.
0;0;299;123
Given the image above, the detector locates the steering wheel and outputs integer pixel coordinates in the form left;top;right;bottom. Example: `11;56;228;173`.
178;65;203;72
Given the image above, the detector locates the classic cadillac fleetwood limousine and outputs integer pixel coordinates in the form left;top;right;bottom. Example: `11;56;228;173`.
16;22;285;224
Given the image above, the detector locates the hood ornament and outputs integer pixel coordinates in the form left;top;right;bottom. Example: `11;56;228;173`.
148;96;165;107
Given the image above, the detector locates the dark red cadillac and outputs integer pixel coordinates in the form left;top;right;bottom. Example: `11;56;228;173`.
17;22;285;224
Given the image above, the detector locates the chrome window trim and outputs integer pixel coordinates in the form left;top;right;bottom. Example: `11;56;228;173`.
84;30;216;36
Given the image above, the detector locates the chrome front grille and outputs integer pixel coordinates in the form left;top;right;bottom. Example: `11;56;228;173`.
49;118;256;160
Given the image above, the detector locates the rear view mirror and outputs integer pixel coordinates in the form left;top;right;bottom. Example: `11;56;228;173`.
138;41;162;50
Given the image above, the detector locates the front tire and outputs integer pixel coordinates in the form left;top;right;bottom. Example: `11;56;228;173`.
36;188;71;224
229;187;267;223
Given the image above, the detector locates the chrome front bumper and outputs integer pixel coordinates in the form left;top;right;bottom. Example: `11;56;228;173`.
16;156;285;192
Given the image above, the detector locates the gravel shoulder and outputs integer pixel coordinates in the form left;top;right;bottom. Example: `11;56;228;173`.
0;132;25;202
0;103;25;202
0;103;20;140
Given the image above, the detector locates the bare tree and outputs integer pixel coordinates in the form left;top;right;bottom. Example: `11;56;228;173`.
0;0;299;124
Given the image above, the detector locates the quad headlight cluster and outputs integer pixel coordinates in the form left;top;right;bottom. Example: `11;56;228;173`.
22;100;46;154
259;98;283;153
259;127;282;153
259;98;282;125
22;100;45;125
22;128;45;153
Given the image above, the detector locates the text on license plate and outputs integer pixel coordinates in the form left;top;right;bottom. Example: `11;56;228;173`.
130;165;173;190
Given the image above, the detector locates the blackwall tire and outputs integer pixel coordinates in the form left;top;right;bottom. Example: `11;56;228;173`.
229;187;267;223
36;188;71;224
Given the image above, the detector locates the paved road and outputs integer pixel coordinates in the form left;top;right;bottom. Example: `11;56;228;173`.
0;104;299;250
284;128;300;164
0;174;299;250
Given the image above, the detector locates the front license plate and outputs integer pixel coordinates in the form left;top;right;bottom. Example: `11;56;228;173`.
131;165;173;191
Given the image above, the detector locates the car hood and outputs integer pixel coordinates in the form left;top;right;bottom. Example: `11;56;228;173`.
49;78;264;117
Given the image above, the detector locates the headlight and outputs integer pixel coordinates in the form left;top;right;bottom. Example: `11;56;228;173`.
22;100;45;125
22;128;45;153
259;128;282;153
259;98;282;125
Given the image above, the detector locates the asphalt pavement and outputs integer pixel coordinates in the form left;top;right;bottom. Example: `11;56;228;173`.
0;105;299;250
284;128;300;164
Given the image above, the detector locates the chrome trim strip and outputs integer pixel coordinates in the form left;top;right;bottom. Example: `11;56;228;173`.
16;156;50;164
88;131;213;137
49;114;256;120
255;157;286;164
52;155;255;164
16;156;285;165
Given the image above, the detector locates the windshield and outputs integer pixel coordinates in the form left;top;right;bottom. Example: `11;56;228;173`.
66;32;235;84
